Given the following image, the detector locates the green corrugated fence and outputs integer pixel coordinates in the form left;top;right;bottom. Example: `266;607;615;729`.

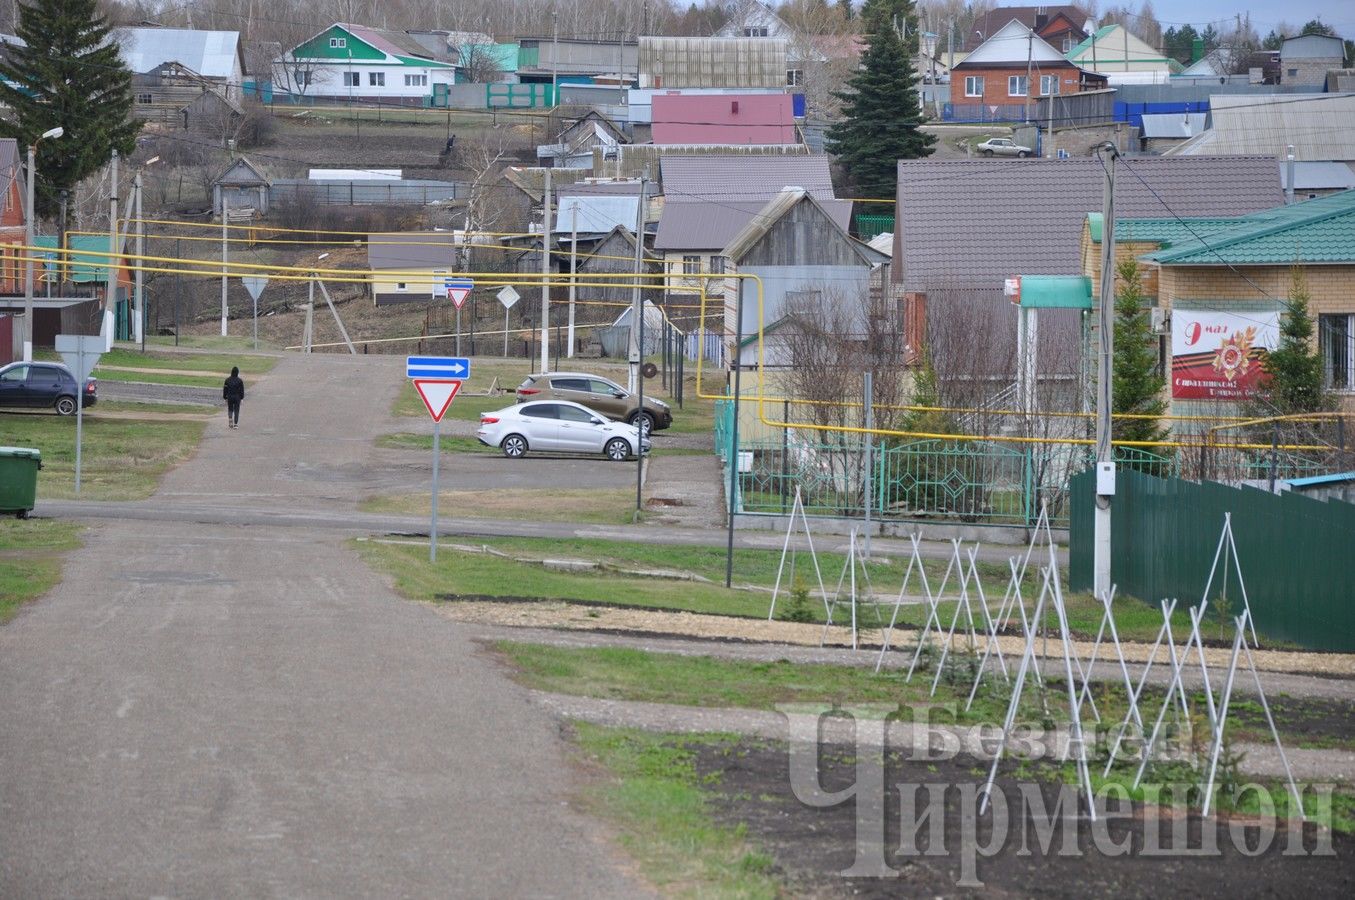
1069;468;1355;651
855;214;894;241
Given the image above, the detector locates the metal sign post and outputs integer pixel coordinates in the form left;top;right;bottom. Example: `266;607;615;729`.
446;278;473;356
496;286;520;358
56;334;102;496
241;276;268;351
407;356;471;561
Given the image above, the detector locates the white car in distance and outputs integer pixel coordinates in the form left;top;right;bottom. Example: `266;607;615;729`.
477;400;651;460
976;137;1033;157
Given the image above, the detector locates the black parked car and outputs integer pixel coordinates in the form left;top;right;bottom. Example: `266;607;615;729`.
0;361;97;415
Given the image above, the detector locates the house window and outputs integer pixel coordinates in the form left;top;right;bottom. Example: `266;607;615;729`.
1320;313;1355;391
682;255;701;275
343;72;359;87
395;282;408;292
1008;75;1028;97
369;72;385;87
1040;74;1060;95
136;93;153;104
294;68;311;86
404;74;428;87
1062;36;1072;52
787;68;803;86
1288;68;1299;77
709;256;726;275
330;38;346;49
964;75;984;97
744;26;769;38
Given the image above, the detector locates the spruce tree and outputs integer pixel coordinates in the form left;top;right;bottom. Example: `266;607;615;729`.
1262;266;1328;414
0;0;139;217
1111;259;1169;449
826;0;934;205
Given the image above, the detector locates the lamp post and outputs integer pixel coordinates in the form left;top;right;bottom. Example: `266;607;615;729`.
21;125;64;362
133;156;160;351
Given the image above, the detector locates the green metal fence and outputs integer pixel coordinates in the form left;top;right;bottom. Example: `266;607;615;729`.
1068;468;1355;651
854;213;895;241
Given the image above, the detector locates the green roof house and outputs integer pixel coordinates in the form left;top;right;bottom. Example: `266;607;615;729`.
280;23;456;103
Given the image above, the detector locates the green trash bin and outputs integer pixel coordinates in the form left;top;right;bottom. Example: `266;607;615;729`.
0;446;43;519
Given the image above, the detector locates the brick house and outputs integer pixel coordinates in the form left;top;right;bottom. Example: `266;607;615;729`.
1081;190;1355;414
971;4;1091;54
950;20;1106;119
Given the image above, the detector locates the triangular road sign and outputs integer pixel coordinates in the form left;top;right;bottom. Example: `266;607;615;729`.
449;287;470;309
413;379;462;422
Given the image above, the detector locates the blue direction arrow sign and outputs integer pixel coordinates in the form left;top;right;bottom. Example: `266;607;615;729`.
406;356;471;379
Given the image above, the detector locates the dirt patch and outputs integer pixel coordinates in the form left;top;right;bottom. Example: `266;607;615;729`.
429;599;1355;678
687;739;1353;898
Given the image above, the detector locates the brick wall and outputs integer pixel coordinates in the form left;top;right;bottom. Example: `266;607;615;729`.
1157;265;1355;324
949;64;1085;106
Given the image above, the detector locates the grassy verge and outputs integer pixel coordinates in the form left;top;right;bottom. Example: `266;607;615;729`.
93;349;277;375
0;520;81;623
88;369;224;388
1;413;205;500
141;334;280;352
96;400;218;416
572;724;781;897
376;432;491;454
360;488;640;526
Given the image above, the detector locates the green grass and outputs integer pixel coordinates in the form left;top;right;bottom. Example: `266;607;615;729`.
572;724;781;897
0;412;205;500
376;432;492;454
97;400;218;416
94;349;277;375
0;519;81;623
141;334;280;352
360;488;642;526
394;389;514;422
88;369;224;388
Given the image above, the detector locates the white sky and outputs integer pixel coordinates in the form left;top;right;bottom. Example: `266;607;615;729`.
1161;2;1353;36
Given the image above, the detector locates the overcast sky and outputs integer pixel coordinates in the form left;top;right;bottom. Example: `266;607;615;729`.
1157;1;1353;36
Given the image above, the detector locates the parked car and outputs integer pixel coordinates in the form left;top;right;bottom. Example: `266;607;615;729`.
0;361;97;415
477;400;650;460
976;137;1033;158
516;371;672;434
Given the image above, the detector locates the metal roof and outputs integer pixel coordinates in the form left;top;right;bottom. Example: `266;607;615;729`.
721;188;879;264
894;156;1285;292
655;155;847;251
1085;214;1241;246
366;233;460;270
1142;189;1355;266
1167;94;1355;160
1283;161;1355;192
33;236;124;282
1139;112;1208;139
554;195;641;234
651;94;797;146
116;27;240;79
341;23;439;62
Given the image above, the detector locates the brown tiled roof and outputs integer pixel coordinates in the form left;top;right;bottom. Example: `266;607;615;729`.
893;156;1285;291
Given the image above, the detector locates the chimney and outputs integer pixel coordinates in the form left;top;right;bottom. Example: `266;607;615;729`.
1035;14;1049;31
1191;36;1203;63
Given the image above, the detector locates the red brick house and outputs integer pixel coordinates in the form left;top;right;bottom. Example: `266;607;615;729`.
949;20;1105;118
971;4;1091;54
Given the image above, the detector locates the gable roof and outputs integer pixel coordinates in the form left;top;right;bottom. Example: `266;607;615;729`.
1167;94;1355;161
972;5;1088;42
1068;24;1176;69
500;167;587;204
116;27;242;79
1141;190;1355;266
340;23;438;60
955;19;1077;68
721;187;880;264
573;225;662;267
366;232;459;270
554;195;641;235
656;154;849;251
651;94;797;146
894;156;1285;291
1284;161;1355;192
213;157;269;186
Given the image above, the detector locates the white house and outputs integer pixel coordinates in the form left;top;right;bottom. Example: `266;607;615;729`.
279;23;455;103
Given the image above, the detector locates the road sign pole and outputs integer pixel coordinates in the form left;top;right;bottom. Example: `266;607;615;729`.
253;294;258;351
504;308;510;357
430;418;440;562
456;306;462;357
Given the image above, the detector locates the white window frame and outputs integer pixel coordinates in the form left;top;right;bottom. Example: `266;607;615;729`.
1040;74;1060;95
1320;313;1355;392
964;75;984;97
369;72;385;87
330;38;346;49
405;73;428;87
343;71;359;87
395;282;408;292
1008;75;1028;97
744;26;769;38
709;256;726;275
786;68;803;86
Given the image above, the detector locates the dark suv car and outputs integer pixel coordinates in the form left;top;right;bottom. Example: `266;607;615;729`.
0;361;97;415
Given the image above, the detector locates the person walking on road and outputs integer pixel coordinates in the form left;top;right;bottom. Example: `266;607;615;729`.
223;366;245;429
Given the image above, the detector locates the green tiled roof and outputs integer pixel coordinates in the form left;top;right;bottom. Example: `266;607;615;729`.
34;235;124;283
1142;189;1355;265
1067;25;1116;60
1086;213;1239;247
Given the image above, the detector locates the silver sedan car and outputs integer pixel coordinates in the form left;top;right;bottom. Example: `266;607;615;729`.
476;400;650;460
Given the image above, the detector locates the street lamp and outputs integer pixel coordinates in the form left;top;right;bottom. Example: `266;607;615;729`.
304;253;329;354
21;126;64;361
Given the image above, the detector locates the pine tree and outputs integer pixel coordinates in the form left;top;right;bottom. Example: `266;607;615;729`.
1111;259;1169;448
1262;266;1328;414
0;0;139;218
826;0;934;205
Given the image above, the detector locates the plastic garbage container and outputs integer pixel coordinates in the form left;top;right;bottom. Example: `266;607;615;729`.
0;446;42;519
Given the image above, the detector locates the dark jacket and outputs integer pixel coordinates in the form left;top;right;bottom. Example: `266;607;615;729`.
223;375;245;402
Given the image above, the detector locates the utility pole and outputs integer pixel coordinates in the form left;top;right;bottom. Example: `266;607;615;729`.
633;168;649;513
539;165;552;373
627;168;648;394
21;143;36;361
220;205;229;336
567;202;578;357
551;7;559;105
105;150;118;347
134;171;144;349
1024;26;1034;123
1285;144;1295;204
1093;143;1118;597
